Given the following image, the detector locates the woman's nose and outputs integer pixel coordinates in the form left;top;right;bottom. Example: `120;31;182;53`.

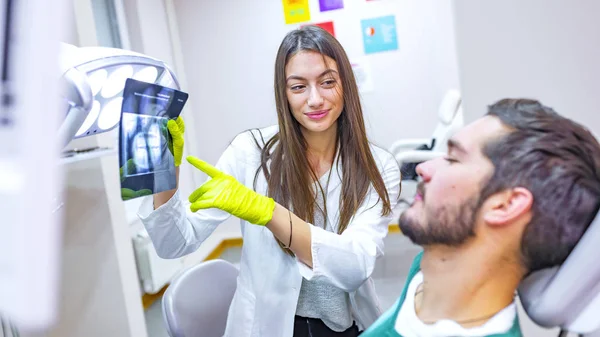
307;88;324;108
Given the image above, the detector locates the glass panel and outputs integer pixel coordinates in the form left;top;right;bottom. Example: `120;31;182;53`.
91;0;122;48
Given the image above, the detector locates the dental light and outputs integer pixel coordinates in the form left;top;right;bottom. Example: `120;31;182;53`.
58;43;180;148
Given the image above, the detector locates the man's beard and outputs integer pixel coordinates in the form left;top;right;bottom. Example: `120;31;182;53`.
399;195;481;247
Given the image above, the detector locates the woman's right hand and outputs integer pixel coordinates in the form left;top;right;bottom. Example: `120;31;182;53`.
166;116;185;167
154;116;185;209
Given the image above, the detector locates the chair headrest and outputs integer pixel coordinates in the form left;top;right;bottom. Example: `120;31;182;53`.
518;209;600;334
438;90;461;125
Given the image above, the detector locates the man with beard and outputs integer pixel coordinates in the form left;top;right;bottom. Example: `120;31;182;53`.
361;98;600;336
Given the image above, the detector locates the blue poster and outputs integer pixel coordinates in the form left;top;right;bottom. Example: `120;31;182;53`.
361;15;398;54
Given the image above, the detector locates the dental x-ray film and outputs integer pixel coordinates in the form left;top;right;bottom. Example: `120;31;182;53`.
119;78;188;200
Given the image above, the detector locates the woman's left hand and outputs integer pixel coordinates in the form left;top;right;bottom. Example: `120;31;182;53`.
186;155;276;226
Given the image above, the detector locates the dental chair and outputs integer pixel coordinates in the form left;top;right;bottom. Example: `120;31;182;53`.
518;208;600;337
389;89;463;203
161;259;239;337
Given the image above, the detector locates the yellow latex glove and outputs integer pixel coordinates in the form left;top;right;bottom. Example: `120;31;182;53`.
187;155;275;226
166;116;185;167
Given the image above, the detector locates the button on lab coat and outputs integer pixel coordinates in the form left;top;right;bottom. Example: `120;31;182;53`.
138;125;401;337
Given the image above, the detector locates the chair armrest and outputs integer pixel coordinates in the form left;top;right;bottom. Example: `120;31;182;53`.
395;150;445;165
389;138;432;155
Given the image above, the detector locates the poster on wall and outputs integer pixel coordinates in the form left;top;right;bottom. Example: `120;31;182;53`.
351;58;375;93
302;21;336;37
361;15;399;54
282;0;311;24
319;0;344;12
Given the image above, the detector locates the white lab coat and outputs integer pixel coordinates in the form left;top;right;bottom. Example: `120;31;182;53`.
138;125;401;337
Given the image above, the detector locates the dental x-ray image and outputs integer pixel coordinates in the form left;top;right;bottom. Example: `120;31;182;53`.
122;114;169;176
119;78;188;200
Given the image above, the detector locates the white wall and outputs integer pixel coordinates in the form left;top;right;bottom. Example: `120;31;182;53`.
172;0;460;163
452;0;600;137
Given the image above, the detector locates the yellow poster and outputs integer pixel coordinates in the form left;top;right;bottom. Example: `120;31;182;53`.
282;0;311;24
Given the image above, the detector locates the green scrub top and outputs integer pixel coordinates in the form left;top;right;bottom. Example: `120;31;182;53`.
360;252;523;337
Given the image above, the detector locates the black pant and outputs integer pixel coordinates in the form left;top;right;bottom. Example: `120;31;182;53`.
293;316;361;337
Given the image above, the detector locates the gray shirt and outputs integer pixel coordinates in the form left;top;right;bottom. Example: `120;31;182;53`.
295;173;353;332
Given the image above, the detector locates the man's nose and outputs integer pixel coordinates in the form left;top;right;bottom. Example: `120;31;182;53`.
416;159;437;182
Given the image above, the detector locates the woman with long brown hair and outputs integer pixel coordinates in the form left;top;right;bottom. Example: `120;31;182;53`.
139;26;401;337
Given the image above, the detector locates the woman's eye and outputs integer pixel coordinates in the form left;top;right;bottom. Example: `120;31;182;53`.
322;80;336;87
290;85;305;91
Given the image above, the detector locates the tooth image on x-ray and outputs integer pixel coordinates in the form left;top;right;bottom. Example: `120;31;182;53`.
121;113;169;177
132;122;165;174
132;133;150;173
123;113;138;136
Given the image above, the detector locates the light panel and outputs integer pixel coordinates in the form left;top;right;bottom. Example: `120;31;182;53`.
59;43;181;145
75;100;100;137
101;65;133;99
88;69;107;96
97;97;123;130
133;66;158;84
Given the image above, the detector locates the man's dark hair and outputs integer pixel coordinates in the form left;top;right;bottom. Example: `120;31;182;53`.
480;98;600;273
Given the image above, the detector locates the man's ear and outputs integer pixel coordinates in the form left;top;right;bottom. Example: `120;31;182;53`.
483;187;533;226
